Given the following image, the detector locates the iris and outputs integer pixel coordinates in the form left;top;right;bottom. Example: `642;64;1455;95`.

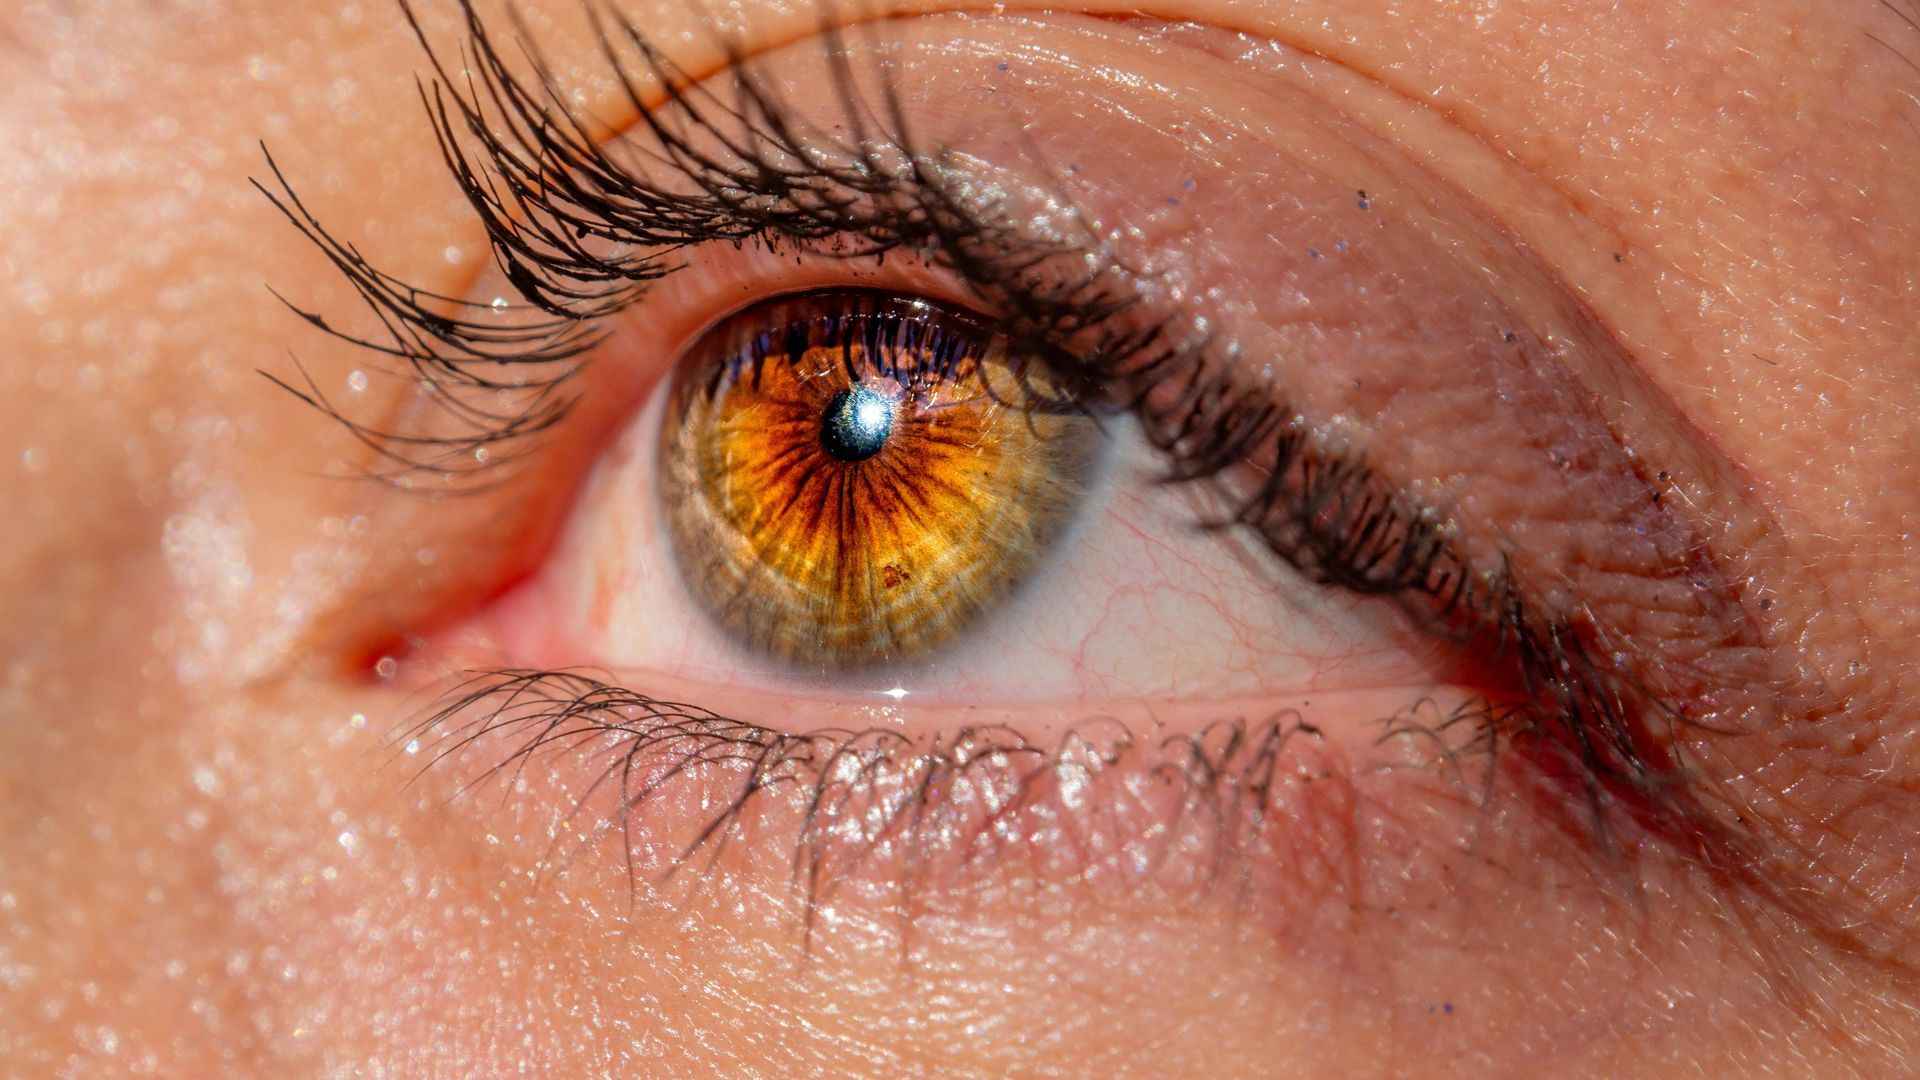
657;291;1103;669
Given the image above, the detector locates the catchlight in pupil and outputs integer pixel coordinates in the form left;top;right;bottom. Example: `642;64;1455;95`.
821;386;896;462
658;290;1103;672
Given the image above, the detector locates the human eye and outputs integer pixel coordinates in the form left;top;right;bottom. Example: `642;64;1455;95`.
245;0;1912;1068
467;266;1478;709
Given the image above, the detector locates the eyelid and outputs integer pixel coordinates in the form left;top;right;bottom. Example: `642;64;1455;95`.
392;665;1515;928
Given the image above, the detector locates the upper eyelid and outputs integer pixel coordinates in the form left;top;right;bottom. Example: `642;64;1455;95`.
260;9;1480;607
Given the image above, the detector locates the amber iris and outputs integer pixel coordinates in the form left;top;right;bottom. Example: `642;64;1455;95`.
658;291;1102;670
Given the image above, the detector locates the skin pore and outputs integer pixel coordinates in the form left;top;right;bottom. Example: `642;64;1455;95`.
2;0;1917;1074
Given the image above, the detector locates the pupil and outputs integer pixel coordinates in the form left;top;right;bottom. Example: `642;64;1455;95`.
820;386;894;462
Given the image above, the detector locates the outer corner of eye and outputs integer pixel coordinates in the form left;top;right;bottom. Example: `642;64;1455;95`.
431;284;1455;724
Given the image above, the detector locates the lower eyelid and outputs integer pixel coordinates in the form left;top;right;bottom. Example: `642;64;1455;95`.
394;668;1576;933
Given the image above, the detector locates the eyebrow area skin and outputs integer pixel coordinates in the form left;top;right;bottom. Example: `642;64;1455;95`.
0;0;1917;1075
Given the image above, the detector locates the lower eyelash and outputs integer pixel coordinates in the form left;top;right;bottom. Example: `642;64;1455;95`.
398;667;1522;929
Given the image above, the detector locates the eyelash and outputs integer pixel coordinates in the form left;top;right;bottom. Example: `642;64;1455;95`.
401;668;1520;922
258;0;1732;895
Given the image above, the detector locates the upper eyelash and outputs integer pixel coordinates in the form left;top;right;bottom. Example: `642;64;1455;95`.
256;0;1772;893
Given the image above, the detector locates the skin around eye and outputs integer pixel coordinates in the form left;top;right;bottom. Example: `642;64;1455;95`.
658;291;1103;670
